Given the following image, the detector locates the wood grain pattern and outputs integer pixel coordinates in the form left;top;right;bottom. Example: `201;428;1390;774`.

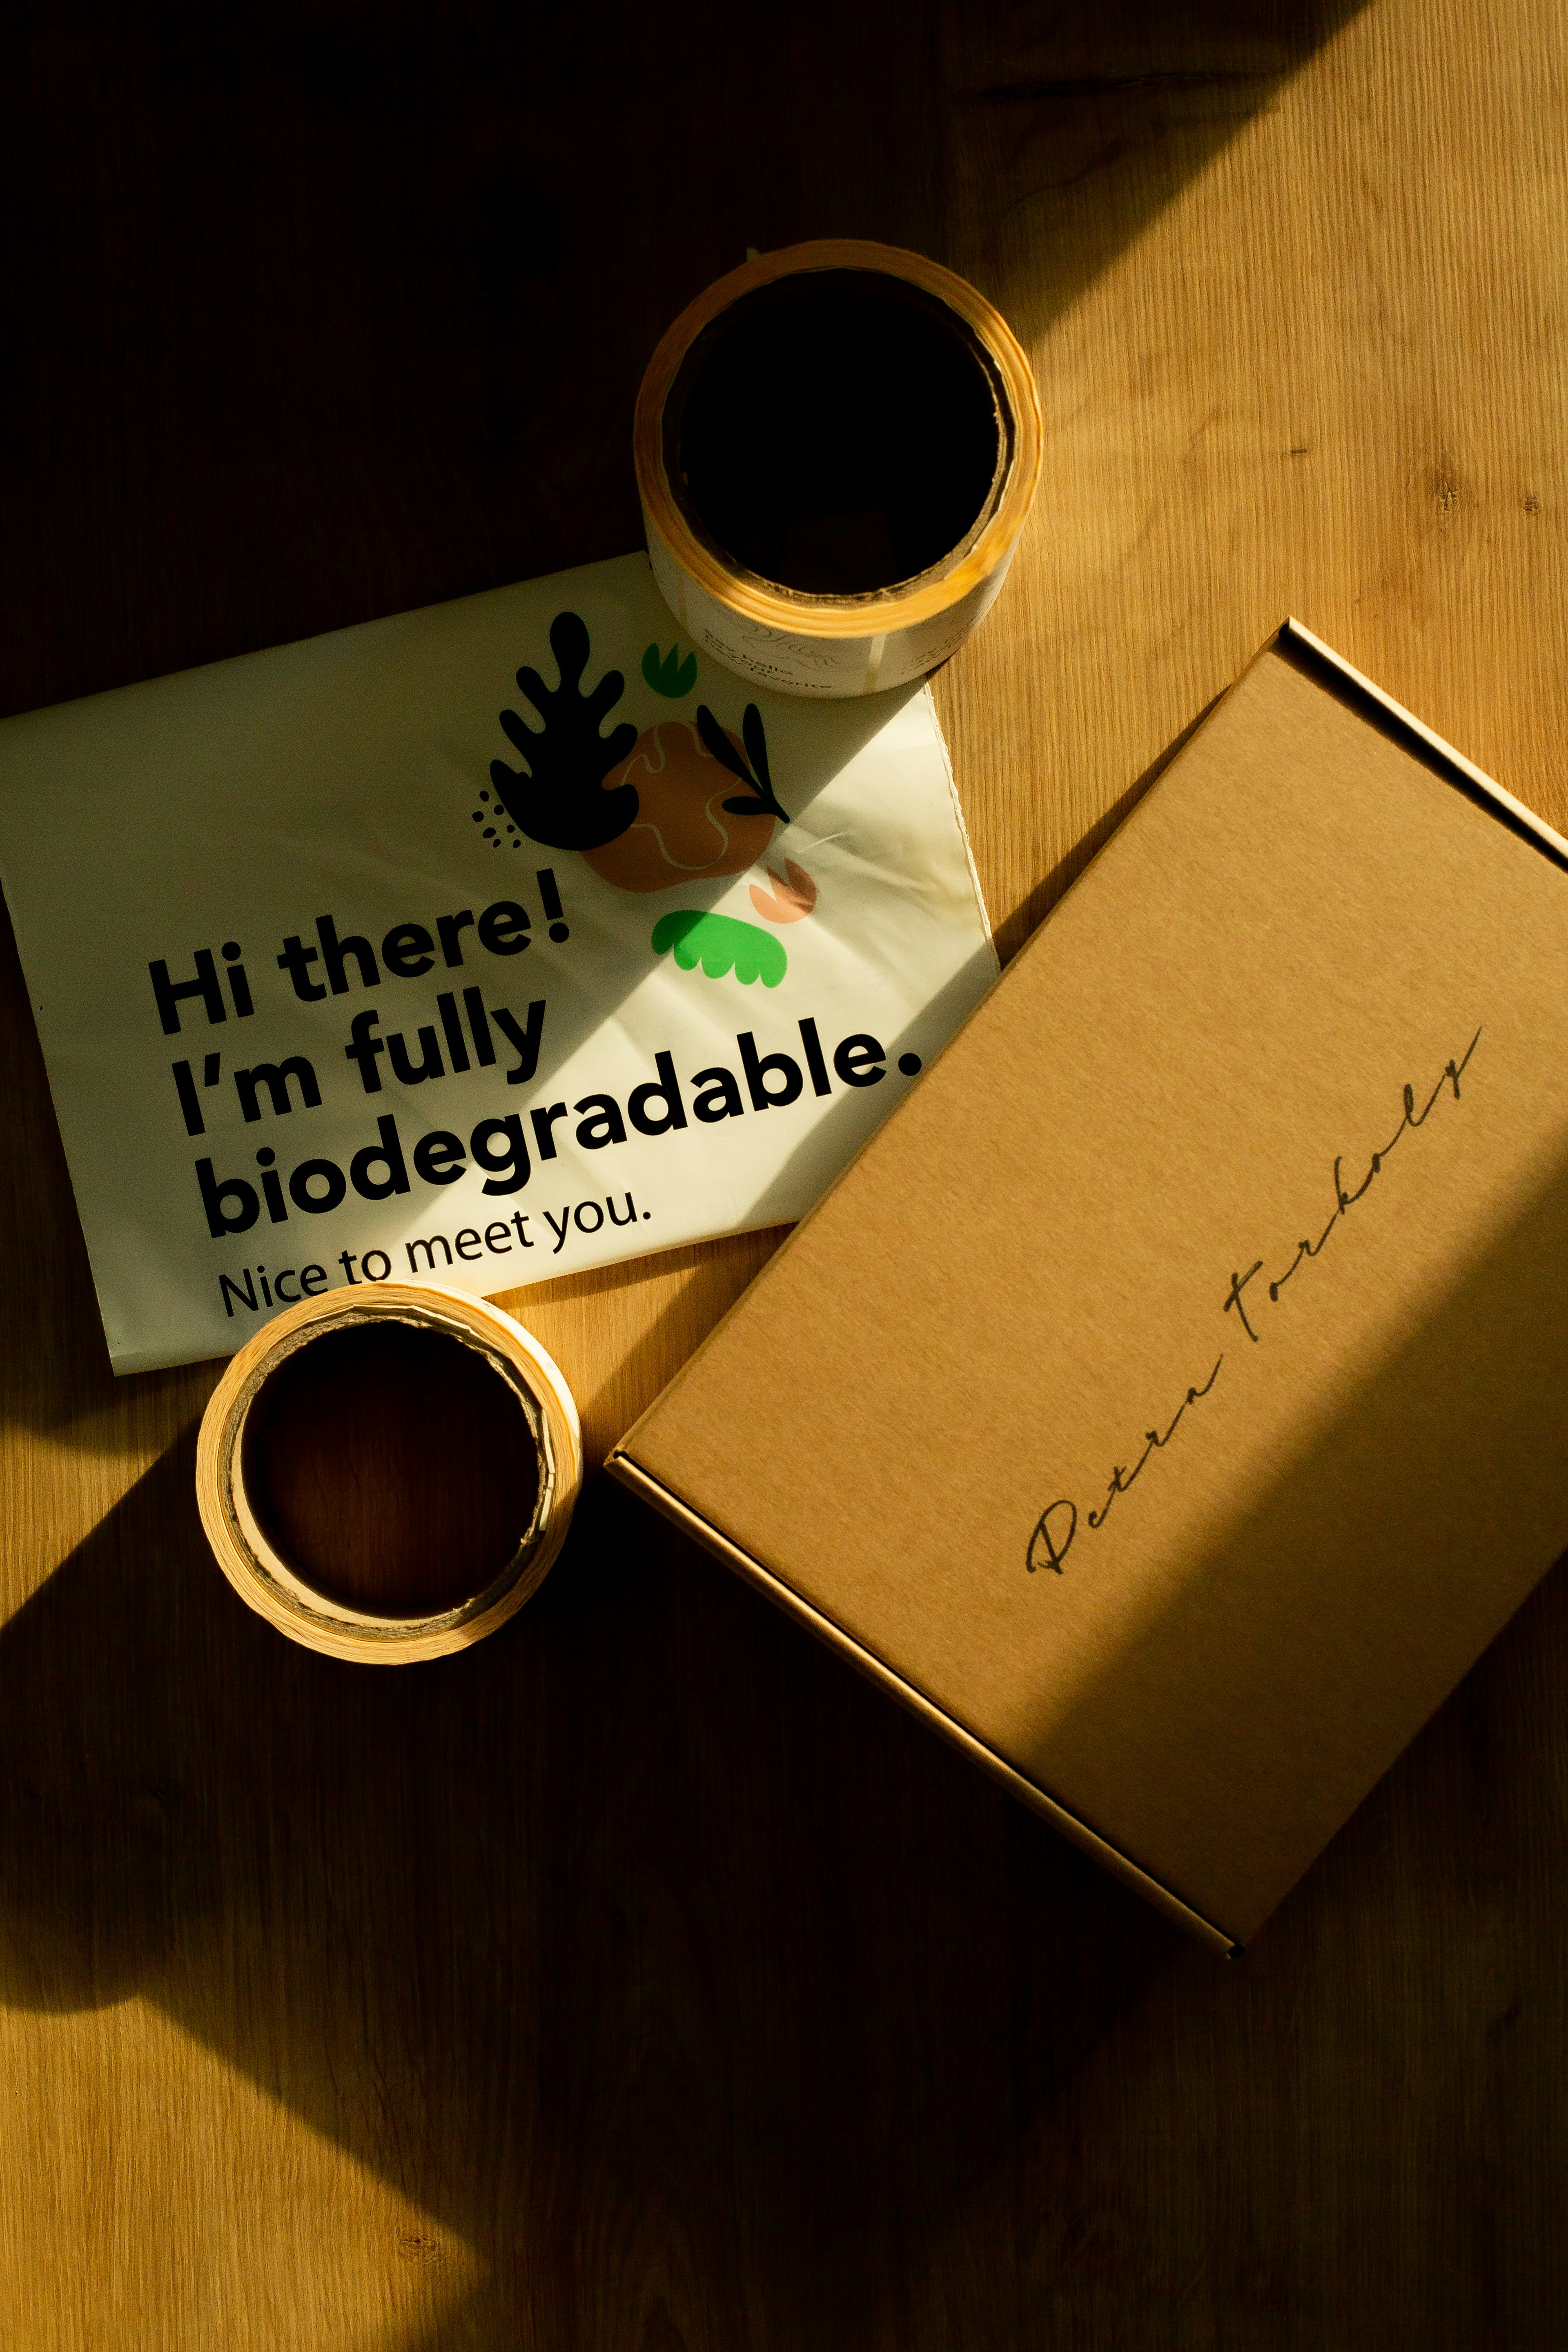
3;1;1566;2344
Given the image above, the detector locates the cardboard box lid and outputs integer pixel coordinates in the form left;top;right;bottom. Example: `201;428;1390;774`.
608;625;1568;1949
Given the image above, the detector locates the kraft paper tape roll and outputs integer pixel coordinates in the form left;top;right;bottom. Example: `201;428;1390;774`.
196;1282;581;1664
635;239;1042;699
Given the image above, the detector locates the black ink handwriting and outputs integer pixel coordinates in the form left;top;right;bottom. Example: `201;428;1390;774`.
1025;1025;1483;1583
1086;1354;1226;1531
1026;1499;1077;1575
1253;1026;1483;1326
1025;1355;1223;1573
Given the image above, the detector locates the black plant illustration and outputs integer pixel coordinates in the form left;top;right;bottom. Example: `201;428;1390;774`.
490;611;640;851
695;702;791;827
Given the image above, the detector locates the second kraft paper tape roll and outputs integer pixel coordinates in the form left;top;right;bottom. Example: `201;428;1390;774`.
196;1283;582;1664
635;239;1042;699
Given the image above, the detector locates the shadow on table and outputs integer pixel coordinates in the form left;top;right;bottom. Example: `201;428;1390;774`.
960;0;1370;343
0;1;1371;718
0;1;1377;2342
0;1434;1177;2346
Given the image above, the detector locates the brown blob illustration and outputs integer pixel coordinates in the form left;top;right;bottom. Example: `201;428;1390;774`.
583;719;777;894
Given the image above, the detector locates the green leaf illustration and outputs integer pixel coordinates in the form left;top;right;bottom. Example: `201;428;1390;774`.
651;910;788;987
641;642;699;699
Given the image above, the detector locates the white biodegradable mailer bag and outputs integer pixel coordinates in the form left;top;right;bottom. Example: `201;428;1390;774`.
0;553;996;1371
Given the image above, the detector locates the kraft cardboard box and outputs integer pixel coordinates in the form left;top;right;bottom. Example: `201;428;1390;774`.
607;623;1568;1951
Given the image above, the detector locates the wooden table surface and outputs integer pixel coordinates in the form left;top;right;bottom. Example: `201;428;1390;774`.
4;2;1566;2344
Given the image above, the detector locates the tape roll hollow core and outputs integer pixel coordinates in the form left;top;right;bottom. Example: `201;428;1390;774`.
196;1282;582;1663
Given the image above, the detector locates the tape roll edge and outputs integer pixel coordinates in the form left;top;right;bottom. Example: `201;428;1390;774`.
633;238;1042;692
195;1281;583;1665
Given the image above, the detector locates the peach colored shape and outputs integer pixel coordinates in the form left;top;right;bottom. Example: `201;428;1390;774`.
748;860;818;925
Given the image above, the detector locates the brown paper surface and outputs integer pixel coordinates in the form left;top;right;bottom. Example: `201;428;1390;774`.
611;630;1568;1945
